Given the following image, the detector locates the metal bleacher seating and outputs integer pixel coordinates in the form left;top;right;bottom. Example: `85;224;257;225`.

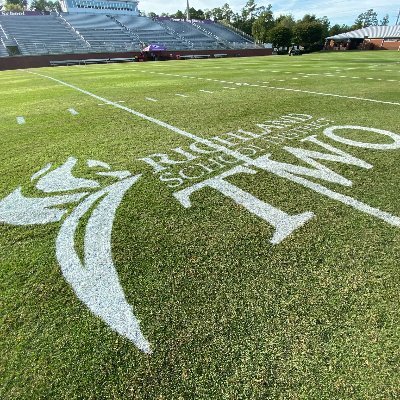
0;15;88;55
159;19;223;50
192;21;257;49
0;14;257;57
0;44;8;57
0;28;9;57
114;16;189;50
61;14;141;52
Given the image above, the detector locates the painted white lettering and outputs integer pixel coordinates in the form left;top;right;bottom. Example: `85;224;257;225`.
324;126;400;150
252;155;400;227
172;147;198;161
286;113;313;121
189;142;220;154
159;172;184;188
179;166;205;180
237;129;262;139
281;135;373;186
139;152;193;173
195;158;226;173
173;165;314;244
212;131;254;147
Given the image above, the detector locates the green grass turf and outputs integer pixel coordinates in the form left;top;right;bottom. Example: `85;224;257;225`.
1;51;400;399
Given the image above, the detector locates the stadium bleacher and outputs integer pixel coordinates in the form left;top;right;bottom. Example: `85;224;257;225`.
114;16;189;50
0;15;89;55
0;27;9;57
159;19;224;50
61;13;141;52
192;21;256;48
0;13;258;57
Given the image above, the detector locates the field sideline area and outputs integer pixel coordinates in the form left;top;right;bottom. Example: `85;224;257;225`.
1;51;400;399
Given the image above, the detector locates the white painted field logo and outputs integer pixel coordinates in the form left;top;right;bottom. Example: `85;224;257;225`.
2;117;400;354
0;157;151;353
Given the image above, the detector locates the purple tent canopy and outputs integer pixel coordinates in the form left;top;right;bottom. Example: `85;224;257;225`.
142;44;166;52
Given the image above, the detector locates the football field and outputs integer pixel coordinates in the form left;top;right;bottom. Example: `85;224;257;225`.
1;51;400;399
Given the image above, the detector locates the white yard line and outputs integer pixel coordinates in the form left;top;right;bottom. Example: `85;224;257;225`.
21;70;273;175
199;90;213;93
175;94;188;97
145;97;158;102
141;70;400;106
68;108;79;115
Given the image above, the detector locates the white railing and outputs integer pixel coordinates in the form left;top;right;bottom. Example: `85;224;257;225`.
156;19;192;48
57;13;91;48
0;23;9;40
218;20;254;42
190;21;230;48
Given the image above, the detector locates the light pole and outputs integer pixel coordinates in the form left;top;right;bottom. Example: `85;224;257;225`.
186;0;190;21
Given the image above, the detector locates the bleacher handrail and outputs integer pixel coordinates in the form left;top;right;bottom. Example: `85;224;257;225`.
57;13;92;48
0;23;9;40
155;19;192;49
190;20;230;49
218;20;254;42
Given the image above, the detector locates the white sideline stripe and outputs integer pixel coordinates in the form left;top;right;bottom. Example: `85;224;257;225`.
68;108;79;115
199;90;213;93
22;70;227;147
145;97;158;102
142;71;400;106
17;116;25;124
20;70;275;176
176;94;188;97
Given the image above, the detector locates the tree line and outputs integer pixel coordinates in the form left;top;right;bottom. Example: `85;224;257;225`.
147;2;390;51
2;0;61;12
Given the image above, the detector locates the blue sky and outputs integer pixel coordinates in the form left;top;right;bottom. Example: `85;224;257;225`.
138;0;399;26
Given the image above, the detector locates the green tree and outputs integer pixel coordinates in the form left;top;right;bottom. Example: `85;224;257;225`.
241;0;257;20
318;16;330;40
30;0;60;11
354;9;378;28
204;9;212;19
4;2;24;11
235;2;272;36
269;25;292;48
210;7;224;21
171;10;185;19
221;3;234;22
4;0;26;11
251;9;274;42
189;7;205;20
294;21;324;50
275;14;296;30
380;14;389;26
328;24;351;36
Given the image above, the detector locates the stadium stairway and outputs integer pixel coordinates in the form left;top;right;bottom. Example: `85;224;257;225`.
191;20;259;49
113;16;190;50
158;19;224;50
0;25;10;57
61;14;141;52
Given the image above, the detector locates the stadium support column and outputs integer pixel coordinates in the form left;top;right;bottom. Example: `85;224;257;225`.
186;0;190;20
